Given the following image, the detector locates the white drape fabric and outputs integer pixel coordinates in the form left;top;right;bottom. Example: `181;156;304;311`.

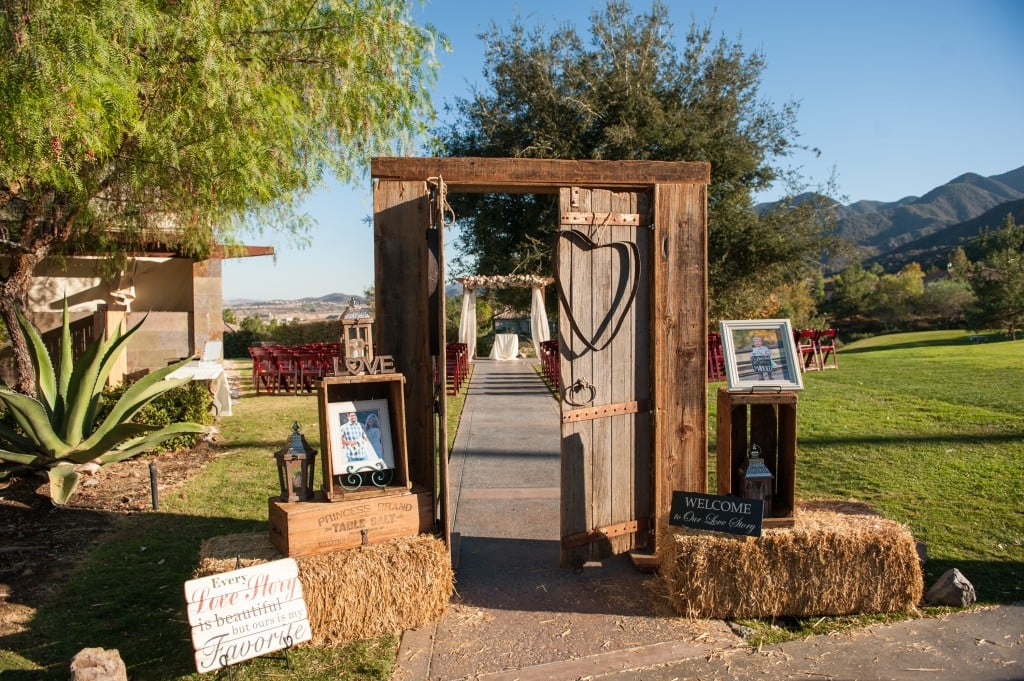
530;286;550;357
459;288;478;359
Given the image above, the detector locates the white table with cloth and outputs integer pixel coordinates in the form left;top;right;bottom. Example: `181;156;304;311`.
489;333;520;361
165;342;232;416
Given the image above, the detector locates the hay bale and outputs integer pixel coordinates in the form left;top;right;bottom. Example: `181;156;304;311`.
196;532;453;645
660;499;923;619
194;532;282;577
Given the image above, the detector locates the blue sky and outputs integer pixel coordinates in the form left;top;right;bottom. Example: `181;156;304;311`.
222;0;1024;302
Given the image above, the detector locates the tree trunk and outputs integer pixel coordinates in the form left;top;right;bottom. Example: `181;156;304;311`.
0;252;41;397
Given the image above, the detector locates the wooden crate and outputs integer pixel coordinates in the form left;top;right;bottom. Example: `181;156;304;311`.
715;387;796;528
268;487;434;557
317;373;411;501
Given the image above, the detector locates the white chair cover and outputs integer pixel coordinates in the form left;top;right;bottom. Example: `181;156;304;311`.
530;286;550;357
459;288;477;359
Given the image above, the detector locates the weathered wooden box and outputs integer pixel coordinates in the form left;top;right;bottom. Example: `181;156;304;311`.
268;487;434;557
715;387;796;528
317;373;411;501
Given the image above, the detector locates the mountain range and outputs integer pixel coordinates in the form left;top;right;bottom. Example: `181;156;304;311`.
777;164;1024;272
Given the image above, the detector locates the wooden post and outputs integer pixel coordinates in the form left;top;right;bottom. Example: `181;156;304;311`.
652;183;708;553
373;181;434;494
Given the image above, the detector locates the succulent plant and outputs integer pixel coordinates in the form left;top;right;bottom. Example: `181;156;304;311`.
0;302;205;504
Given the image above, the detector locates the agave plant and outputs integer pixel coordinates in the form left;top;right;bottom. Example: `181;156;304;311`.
0;302;206;505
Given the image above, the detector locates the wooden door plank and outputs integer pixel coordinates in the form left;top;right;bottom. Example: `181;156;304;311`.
633;190;653;549
588;189;614;563
607;190;636;555
559;187;591;568
431;182;450;548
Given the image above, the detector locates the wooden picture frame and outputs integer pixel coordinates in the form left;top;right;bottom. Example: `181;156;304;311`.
720;319;803;392
327;399;396;476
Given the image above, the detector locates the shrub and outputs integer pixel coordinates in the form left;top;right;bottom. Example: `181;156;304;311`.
0;303;206;504
97;381;212;451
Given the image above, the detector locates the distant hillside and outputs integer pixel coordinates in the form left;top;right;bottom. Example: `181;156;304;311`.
870;197;1024;271
757;164;1024;271
224;292;365;306
834;171;1024;254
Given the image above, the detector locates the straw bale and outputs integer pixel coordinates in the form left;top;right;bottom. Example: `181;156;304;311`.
195;532;453;645
660;500;923;619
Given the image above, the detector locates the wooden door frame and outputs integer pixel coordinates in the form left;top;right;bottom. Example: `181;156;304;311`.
371;157;709;559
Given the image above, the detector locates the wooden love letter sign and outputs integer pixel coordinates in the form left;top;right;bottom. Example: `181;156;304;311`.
344;354;396;376
185;558;312;673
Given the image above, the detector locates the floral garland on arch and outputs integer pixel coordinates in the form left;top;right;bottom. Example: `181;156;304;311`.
456;274;554;290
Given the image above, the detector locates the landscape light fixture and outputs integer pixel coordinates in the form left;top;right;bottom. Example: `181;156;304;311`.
275;421;317;502
742;443;774;516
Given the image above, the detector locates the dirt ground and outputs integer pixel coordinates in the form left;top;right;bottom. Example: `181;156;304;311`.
0;443;222;636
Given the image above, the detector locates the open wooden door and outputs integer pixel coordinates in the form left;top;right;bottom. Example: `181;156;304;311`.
557;187;652;569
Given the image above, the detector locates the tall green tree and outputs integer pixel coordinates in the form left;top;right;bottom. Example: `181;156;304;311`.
440;0;836;319
1;0;444;394
967;215;1024;339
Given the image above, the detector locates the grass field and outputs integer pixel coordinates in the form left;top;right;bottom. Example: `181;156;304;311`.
1;330;1021;678
761;330;1023;603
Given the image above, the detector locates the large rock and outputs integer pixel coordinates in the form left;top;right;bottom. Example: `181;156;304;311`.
69;647;127;681
925;568;977;607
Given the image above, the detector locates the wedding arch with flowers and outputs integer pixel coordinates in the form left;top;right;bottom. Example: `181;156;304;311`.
455;274;554;359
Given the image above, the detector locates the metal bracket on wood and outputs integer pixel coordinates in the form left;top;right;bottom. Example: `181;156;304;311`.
562;399;649;424
559;212;650;227
561;518;650;549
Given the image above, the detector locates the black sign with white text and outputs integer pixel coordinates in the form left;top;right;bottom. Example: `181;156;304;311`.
669;491;764;537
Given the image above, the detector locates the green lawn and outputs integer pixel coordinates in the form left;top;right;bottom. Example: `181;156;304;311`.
710;329;1024;604
2;331;1022;677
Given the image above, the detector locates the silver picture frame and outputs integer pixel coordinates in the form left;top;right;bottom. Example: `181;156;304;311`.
720;319;803;392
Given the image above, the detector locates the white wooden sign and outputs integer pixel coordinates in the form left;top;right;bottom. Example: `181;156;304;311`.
184;558;312;674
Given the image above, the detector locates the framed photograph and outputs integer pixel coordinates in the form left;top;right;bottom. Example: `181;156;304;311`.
720;319;803;392
327;399;396;476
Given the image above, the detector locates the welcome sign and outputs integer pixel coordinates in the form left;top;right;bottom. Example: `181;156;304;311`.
669;491;764;537
185;558;312;673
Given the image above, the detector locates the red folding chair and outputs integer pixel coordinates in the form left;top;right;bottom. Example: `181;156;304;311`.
271;349;302;394
707;333;726;381
249;347;280;395
816;328;839;369
795;329;821;371
296;352;324;392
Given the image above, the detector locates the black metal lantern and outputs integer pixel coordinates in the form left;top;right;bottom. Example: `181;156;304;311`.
742;443;774;516
275;421;317;502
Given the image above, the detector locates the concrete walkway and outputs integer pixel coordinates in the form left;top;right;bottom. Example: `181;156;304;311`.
392;358;1024;681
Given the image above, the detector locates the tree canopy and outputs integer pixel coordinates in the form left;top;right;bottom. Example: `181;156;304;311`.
440;0;836;320
0;0;444;392
967;214;1024;339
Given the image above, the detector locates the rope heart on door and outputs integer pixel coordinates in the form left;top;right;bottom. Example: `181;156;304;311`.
556;228;641;354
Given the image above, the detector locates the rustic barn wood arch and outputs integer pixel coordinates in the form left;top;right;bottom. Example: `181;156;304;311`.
370;157;709;568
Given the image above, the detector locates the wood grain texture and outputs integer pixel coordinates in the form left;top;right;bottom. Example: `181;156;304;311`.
652;183;708;554
372;157;709;194
558;187;652;567
374;181;434;493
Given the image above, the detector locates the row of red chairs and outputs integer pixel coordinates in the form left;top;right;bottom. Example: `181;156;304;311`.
539;339;560;389
794;328;838;371
446;342;469;395
249;344;340;395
